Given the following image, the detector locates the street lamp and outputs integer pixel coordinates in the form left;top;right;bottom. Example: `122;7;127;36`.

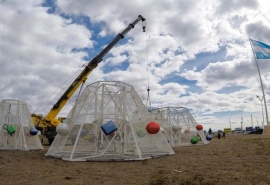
241;116;243;131
256;95;265;127
229;114;233;130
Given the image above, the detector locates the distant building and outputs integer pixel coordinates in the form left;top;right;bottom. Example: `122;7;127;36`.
234;128;242;133
246;127;253;132
224;128;231;133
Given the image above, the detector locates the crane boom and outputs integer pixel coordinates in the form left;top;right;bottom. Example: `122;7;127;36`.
31;15;146;144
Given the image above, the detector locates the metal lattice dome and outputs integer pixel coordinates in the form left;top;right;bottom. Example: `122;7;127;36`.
46;81;174;161
0;99;43;150
151;107;209;147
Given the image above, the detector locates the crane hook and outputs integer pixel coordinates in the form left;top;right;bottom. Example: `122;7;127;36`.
142;20;146;32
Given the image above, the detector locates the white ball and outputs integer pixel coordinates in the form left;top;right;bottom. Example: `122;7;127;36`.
56;123;70;136
173;126;182;131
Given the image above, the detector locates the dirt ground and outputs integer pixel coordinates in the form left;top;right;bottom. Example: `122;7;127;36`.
1;134;270;185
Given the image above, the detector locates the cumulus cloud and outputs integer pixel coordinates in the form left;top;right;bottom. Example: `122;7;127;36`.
0;0;269;129
0;0;92;113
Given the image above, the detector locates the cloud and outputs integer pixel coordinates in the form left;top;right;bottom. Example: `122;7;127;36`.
215;0;259;15
182;58;257;91
0;0;92;113
0;0;269;129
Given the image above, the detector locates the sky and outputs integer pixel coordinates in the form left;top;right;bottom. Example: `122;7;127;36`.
1;0;270;131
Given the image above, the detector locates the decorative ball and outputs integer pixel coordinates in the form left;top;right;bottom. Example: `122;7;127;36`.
137;129;147;137
146;121;160;134
109;131;116;137
30;127;38;136
173;126;182;131
196;124;203;131
191;137;198;144
56;123;70;136
184;129;190;134
206;135;212;141
80;129;87;137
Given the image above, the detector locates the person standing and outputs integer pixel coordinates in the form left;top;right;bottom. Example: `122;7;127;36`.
223;131;226;139
218;131;221;139
208;128;212;135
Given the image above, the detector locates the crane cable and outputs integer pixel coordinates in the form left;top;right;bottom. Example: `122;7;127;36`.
33;66;84;114
143;20;152;110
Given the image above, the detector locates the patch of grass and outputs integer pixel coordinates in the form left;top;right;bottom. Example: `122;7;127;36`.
149;178;166;185
179;179;195;185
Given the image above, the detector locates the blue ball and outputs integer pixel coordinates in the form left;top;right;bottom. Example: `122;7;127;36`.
30;128;38;136
206;135;212;141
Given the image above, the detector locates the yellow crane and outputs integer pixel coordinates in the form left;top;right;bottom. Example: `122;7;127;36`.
31;15;146;144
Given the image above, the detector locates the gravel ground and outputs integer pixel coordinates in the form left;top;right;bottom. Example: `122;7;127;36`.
1;134;270;185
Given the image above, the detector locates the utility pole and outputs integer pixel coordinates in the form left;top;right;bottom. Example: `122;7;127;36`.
251;115;253;128
256;95;265;127
241;116;243;131
229;114;233;130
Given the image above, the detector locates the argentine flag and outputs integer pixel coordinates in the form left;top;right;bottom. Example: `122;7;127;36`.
250;39;270;59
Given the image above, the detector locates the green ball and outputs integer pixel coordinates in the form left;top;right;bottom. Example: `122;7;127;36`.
137;129;146;137
191;137;198;144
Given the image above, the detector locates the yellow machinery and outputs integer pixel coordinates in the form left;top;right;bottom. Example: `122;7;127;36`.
31;15;146;144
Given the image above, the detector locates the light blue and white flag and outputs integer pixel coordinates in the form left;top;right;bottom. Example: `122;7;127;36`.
250;39;270;59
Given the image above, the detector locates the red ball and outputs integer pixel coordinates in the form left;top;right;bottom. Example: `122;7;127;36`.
184;129;190;134
196;124;203;131
146;121;160;134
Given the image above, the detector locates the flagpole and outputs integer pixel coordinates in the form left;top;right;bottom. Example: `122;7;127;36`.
249;38;269;126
